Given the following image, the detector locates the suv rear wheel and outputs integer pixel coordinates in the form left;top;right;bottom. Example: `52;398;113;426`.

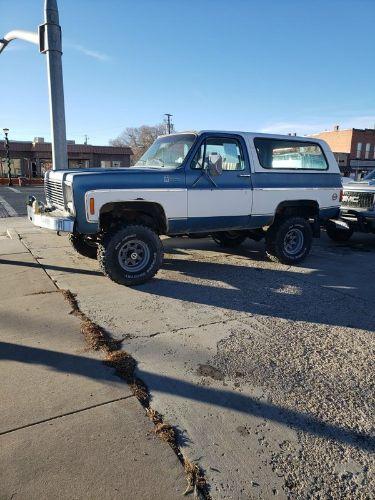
266;217;312;264
97;225;163;286
212;231;247;247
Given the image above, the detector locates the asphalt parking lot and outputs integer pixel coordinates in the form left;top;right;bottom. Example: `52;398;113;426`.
0;185;45;217
3;212;373;499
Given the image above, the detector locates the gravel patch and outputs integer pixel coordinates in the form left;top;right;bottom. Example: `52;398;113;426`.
213;316;374;498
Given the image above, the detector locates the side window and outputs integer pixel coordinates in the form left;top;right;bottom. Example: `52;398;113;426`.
191;137;245;171
254;138;328;170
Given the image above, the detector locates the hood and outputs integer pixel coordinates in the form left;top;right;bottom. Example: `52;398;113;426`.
46;166;179;185
342;178;375;192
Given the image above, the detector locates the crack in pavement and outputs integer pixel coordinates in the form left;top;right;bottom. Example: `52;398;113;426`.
148;318;239;338
0;395;134;436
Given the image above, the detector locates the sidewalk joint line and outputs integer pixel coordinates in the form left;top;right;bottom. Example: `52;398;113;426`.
0;395;134;437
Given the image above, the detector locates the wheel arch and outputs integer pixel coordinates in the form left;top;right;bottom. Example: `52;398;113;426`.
274;200;320;220
99;201;168;234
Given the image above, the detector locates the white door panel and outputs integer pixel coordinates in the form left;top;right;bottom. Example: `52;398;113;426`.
188;189;252;218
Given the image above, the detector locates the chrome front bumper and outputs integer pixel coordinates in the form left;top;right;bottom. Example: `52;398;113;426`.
27;203;74;233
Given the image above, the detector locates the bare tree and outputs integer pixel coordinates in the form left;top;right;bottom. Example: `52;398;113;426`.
110;124;166;165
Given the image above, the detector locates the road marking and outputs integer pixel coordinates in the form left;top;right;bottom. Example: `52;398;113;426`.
0;195;18;216
7;187;21;193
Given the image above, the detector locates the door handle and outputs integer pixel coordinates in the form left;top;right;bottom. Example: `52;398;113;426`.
237;174;251;177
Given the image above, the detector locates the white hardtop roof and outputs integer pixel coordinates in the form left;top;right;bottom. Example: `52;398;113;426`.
196;130;322;141
158;130;329;147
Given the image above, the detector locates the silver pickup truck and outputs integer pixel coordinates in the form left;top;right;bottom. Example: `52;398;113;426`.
326;170;375;241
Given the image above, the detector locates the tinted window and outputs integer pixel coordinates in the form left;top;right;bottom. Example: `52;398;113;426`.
191;137;245;171
254;138;328;170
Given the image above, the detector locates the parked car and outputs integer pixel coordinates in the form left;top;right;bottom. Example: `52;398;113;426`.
326;170;375;242
27;131;341;285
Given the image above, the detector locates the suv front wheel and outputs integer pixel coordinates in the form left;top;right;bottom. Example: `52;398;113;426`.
265;217;312;264
69;232;97;259
97;225;163;286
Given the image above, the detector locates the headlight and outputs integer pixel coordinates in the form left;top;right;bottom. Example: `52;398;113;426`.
64;183;72;203
64;183;75;213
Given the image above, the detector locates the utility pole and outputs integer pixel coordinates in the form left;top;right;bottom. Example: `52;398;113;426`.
164;113;173;134
0;0;67;171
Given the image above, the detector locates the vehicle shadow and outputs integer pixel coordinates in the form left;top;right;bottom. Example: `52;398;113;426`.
0;341;373;452
138;250;375;331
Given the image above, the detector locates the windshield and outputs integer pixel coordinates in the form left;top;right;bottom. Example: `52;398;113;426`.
364;170;375;180
135;133;196;168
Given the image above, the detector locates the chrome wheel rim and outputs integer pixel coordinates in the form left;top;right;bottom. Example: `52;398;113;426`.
118;239;150;272
284;228;304;255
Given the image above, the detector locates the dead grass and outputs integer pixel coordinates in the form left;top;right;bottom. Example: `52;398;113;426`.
61;288;210;498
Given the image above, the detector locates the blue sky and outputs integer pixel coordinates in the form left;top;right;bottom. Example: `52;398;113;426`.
0;0;374;144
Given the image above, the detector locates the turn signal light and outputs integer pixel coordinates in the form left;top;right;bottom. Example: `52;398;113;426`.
89;197;95;215
339;189;343;202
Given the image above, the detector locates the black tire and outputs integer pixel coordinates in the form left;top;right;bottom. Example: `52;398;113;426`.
69;232;97;259
97;225;163;286
265;217;313;264
212;231;247;247
325;222;353;242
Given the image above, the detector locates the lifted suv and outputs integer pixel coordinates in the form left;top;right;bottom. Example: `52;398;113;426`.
27;131;341;285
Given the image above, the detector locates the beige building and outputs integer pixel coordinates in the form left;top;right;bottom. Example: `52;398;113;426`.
0;137;132;178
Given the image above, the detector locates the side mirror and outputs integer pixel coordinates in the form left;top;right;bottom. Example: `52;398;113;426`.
207;153;223;176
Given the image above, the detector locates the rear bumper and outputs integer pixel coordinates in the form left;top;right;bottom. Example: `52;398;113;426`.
339;208;375;233
27;202;74;233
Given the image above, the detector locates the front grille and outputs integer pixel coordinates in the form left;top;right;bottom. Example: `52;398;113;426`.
342;190;374;209
44;178;65;208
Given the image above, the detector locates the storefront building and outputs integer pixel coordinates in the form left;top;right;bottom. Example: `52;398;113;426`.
0;138;132;178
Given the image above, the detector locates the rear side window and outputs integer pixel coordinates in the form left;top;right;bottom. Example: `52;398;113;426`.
254;138;328;170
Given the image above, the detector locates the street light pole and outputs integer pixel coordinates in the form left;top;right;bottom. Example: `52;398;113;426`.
0;0;67;171
3;128;13;187
40;0;68;170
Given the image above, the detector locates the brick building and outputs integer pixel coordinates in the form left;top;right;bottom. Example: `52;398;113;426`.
0;138;132;178
310;126;375;174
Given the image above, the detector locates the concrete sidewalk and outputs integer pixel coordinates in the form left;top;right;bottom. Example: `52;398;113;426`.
0;225;185;499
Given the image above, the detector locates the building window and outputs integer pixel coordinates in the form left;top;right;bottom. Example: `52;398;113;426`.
365;143;371;159
112;161;122;167
100;160;111;168
254;138;328;170
1;158;21;176
356;142;362;159
69;159;90;169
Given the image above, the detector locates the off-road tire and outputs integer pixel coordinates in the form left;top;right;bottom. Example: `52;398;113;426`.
97;225;163;286
69;232;97;259
325;222;353;242
265;217;312;264
212;231;247;247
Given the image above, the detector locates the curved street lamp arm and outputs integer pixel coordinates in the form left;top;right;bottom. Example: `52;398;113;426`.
0;30;38;54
